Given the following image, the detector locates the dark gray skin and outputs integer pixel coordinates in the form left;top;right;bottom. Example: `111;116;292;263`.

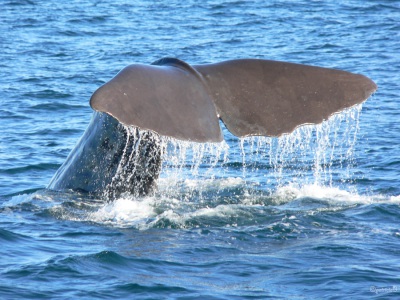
49;58;377;199
48;112;163;199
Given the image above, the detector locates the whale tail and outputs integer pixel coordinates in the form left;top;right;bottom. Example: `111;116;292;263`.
90;58;377;142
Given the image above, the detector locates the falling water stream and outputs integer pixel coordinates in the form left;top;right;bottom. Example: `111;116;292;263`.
160;105;362;195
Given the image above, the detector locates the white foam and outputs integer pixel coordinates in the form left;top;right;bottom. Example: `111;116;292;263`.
272;183;400;206
390;195;400;202
4;194;33;207
63;179;400;229
87;197;157;227
4;192;55;208
82;177;248;229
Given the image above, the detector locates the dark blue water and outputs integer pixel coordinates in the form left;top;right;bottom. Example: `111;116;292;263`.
1;0;400;299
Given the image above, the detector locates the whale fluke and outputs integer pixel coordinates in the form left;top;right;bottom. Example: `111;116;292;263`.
195;59;377;137
49;58;377;199
90;58;377;142
90;58;222;142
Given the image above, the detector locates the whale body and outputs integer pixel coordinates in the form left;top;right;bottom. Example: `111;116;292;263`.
48;58;377;199
48;112;162;199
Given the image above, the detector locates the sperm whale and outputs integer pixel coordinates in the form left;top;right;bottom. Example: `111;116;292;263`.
48;58;377;199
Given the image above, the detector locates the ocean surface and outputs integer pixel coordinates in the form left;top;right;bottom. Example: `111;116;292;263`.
1;0;399;299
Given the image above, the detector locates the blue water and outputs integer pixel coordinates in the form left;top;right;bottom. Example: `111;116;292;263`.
1;0;400;299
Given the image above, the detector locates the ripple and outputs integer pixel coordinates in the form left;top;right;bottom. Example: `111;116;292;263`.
29;102;86;111
0;228;30;242
22;90;72;100
0;163;59;175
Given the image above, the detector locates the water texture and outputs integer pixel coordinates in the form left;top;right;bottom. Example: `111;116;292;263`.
1;0;400;299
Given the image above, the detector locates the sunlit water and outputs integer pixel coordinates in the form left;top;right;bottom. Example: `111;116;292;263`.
1;0;400;299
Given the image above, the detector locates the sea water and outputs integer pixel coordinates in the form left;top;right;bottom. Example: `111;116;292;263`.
1;0;400;299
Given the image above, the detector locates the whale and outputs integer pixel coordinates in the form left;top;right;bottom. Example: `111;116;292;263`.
48;58;377;199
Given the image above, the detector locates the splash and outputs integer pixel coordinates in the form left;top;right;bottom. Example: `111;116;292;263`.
82;181;400;230
48;105;376;229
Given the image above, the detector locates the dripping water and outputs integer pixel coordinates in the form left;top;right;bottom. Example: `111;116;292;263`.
103;105;362;201
103;125;164;199
157;105;363;199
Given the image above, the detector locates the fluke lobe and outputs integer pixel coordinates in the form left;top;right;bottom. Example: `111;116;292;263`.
48;58;377;199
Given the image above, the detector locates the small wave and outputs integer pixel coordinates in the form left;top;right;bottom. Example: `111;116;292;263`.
1;163;59;175
67;16;109;25
273;184;400;206
3;193;38;207
0;228;30;242
6;0;35;5
29;102;85;111
0;110;30;120
23;90;72;100
2;191;56;213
